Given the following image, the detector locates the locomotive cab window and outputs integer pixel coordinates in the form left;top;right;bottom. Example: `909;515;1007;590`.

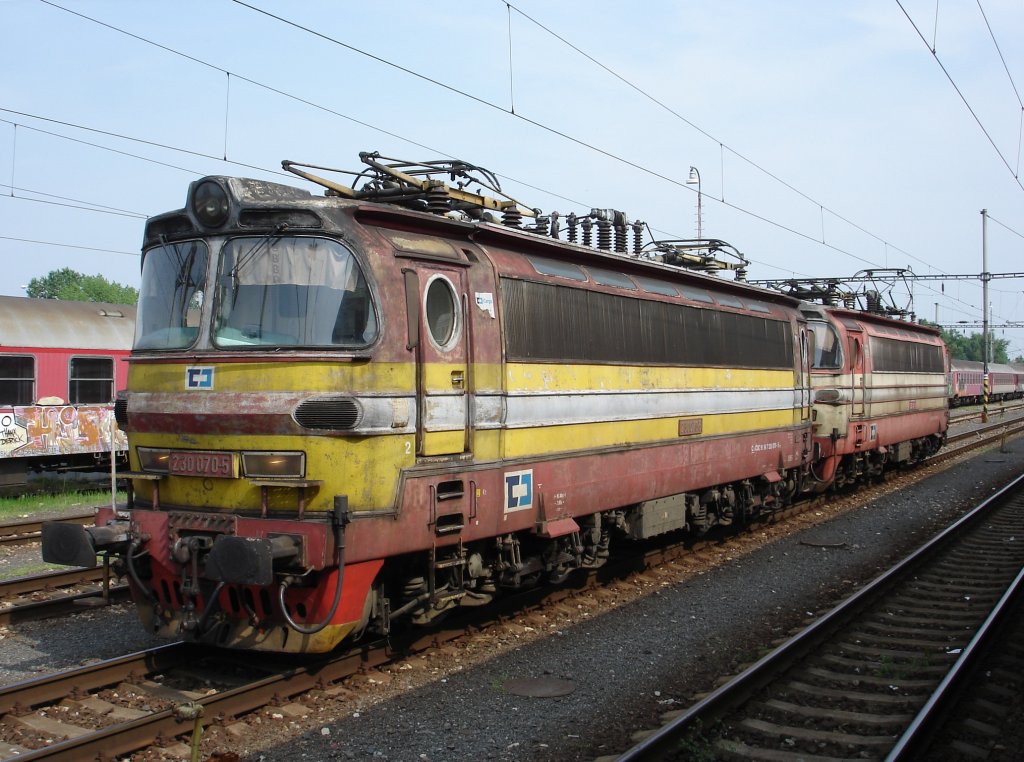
425;275;460;350
135;240;208;350
808;320;843;369
69;357;115;404
212;236;378;348
0;356;34;405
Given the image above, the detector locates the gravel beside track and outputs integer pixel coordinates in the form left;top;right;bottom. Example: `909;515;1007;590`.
261;443;1024;762
0;441;1021;761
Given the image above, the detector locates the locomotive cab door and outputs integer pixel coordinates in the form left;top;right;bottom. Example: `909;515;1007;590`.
848;331;866;418
404;266;471;457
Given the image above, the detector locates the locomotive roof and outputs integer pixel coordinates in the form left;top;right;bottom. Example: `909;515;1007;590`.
0;296;136;350
147;173;803;312
825;306;942;339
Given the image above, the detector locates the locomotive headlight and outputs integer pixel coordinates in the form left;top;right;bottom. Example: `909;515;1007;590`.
242;451;305;478
192;180;230;227
137;447;171;473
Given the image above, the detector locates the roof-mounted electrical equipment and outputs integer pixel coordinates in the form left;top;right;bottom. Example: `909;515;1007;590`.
282;151;754;281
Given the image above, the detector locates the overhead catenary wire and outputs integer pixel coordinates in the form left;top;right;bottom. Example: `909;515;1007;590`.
897;0;1024;188
28;0;992;286
225;0;932;277
17;2;826;278
0;188;147;218
8;1;1014;324
502;0;936;274
0;234;138;257
975;0;1024;177
987;213;1024;241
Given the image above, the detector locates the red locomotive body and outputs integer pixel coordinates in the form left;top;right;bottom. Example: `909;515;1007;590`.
41;155;950;654
806;305;947;488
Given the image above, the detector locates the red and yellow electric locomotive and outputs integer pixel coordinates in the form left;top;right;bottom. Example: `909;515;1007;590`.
804;304;947;488
43;153;947;653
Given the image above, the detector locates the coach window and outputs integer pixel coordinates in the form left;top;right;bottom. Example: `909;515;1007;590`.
0;356;34;405
425;275;460;351
808;320;843;369
69;357;115;404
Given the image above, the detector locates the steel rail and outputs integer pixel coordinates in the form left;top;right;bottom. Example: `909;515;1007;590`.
0;565;112;597
0;585;131;626
614;469;1024;761
886;564;1024;760
0;510;95;546
0;642;194;715
4;427;1020;758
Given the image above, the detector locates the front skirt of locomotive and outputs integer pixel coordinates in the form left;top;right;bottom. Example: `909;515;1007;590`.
119;507;380;654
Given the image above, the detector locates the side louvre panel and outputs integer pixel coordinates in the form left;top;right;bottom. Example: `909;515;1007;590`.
293;396;362;431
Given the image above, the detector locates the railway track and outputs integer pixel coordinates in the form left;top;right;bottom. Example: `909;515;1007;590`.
949;399;1024;424
0;510;95;548
938;413;1024;461
0;422;1021;757
0;564;130;626
0;455;1010;762
613;471;1024;761
0;640;397;760
0;566;613;760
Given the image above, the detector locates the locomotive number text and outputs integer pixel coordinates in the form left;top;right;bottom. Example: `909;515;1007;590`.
169;451;236;478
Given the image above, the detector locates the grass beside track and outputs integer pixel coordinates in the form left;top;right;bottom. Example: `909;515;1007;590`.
0;480;125;580
0;477;125;522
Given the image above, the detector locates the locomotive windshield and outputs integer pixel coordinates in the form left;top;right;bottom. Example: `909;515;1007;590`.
212;236;378;348
135;241;208;350
808;319;843;369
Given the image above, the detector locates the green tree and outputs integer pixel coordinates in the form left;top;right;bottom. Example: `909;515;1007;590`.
25;268;138;304
928;323;1010;363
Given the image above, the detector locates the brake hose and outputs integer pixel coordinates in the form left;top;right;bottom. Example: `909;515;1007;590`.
279;498;350;635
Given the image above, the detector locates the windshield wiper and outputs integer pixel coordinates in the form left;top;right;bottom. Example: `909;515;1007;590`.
231;224;288;280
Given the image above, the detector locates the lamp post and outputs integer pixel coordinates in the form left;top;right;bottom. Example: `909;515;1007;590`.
686;166;702;241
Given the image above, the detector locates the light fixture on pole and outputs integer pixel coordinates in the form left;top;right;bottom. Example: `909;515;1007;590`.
686;166;702;241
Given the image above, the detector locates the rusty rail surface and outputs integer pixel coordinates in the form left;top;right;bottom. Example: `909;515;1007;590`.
0;564;130;625
0;510;95;547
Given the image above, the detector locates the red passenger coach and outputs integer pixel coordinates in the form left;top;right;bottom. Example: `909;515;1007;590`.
0;296;136;486
949;359;984;407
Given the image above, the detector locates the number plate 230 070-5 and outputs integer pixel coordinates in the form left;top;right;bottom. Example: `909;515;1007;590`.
168;451;237;478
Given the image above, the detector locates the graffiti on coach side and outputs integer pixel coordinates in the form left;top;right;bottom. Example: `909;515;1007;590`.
0;405;127;458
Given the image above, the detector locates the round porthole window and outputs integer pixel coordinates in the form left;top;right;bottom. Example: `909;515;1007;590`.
425;276;460;350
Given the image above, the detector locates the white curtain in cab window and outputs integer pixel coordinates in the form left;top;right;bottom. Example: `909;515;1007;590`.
231;238;356;288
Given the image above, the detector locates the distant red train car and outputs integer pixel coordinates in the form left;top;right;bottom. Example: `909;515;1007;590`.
0;296;136;486
949;359;1024;407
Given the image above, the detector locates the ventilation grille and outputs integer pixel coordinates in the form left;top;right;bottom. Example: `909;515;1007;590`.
238;209;322;229
293;397;362;430
113;397;128;428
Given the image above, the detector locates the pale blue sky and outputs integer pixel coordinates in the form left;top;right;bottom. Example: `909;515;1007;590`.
2;1;1023;354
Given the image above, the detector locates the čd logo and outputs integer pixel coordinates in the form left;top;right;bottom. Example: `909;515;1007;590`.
504;469;533;513
185;367;214;389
